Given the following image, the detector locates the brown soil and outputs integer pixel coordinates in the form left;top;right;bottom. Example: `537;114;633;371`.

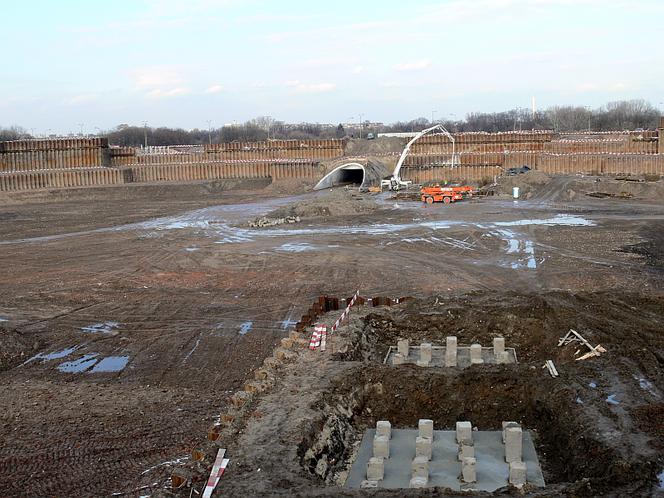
0;175;663;497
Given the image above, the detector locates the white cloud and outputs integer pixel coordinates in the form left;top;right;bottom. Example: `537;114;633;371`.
146;88;190;99
394;59;431;71
133;66;184;88
380;82;401;88
204;84;224;94
353;66;364;74
65;94;98;105
285;81;336;93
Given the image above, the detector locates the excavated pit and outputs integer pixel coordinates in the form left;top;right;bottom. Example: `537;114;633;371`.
296;291;664;496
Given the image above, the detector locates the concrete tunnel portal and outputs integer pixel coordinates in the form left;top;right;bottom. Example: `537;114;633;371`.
313;160;390;190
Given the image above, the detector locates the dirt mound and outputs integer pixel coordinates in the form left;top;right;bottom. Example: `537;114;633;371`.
494;170;553;198
0;326;36;371
259;189;380;221
344;137;405;156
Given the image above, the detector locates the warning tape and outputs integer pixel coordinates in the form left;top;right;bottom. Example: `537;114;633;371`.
309;325;325;350
202;448;229;498
331;290;360;333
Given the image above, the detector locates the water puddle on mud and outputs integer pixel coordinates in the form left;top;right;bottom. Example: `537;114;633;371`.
277;242;316;252
89;356;129;373
239;321;253;335
57;354;99;373
22;345;80;365
80;321;120;334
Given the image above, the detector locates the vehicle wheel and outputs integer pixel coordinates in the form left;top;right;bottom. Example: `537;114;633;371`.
425;196;434;204
443;196;451;204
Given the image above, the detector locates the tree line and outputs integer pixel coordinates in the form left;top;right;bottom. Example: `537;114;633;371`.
1;99;660;146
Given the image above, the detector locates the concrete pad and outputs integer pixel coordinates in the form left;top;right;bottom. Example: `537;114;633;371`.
392;353;405;365
387;345;517;368
446;336;458;367
418;343;432;366
346;429;545;491
458;439;475;461
502;421;519;443
493;337;505;355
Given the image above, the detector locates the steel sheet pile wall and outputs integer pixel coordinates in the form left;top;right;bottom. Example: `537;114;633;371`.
0;138;108;172
401;165;501;184
0;168;124;191
402;129;663;180
203;139;345;160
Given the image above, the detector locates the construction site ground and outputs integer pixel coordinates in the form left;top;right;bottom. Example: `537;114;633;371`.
0;173;663;497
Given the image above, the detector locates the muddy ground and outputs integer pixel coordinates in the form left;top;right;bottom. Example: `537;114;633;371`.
0;174;662;497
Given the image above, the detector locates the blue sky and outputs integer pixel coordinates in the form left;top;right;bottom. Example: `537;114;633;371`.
1;0;662;134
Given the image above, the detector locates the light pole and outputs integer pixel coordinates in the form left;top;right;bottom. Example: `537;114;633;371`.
358;113;364;139
206;120;212;145
585;106;591;132
142;121;148;148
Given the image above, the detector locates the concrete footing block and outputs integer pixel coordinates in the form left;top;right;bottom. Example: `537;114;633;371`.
415;436;432;460
392;353;405;365
446;336;457;367
418;419;434;439
411;455;429;479
493;337;505;355
366;457;384;481
376;420;391;439
409;476;428;488
502;421;519;443
461;457;477;483
458;438;475;461
360;480;378;488
456;421;472;443
417;342;432;366
505;426;523;463
509;461;527;486
470;343;484;364
397;339;410;357
373;435;390;458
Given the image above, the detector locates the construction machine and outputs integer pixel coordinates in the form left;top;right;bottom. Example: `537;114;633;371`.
381;124;457;191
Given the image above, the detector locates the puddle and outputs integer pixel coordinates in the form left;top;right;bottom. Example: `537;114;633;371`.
21;345;80;365
239;321;253;335
493;215;596;227
58;354;99;373
493;229;537;269
637;377;659;398
658;469;664;489
0;316;8;322
89;356;129;373
589;382;597;388
606;394;620;405
184;247;199;252
276;242;316;252
575;396;584;404
80;321;120;334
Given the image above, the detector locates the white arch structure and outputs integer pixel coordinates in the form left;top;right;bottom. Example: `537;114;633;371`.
313;162;366;190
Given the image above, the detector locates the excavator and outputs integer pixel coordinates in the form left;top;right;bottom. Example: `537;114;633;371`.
381;123;457;191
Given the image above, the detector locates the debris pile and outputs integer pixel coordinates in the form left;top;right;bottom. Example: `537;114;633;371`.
248;215;300;228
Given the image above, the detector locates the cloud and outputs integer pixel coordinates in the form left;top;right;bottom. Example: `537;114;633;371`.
146;88;190;99
132;66;184;88
204;84;224;94
394;59;431;71
65;94;98;105
352;66;364;74
379;82;401;88
285;81;336;93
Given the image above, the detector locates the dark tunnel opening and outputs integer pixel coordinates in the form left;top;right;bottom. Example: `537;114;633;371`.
336;168;364;186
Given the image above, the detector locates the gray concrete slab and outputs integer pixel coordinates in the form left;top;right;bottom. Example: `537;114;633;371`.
345;429;545;490
386;346;517;367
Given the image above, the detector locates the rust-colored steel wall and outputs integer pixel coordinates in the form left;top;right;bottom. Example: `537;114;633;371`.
400;165;502;183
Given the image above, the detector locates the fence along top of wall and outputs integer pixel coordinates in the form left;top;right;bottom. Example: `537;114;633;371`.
0;137;109;152
204;138;345;152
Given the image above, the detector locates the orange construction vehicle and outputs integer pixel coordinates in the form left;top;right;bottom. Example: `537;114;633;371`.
420;185;473;204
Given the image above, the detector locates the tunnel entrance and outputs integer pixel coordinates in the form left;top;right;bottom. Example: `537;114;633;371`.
337;168;364;186
314;163;366;190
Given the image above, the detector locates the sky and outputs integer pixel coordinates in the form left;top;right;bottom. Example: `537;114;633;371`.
1;0;663;134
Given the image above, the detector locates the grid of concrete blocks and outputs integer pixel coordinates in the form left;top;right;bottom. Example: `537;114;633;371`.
362;420;530;490
386;336;517;367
